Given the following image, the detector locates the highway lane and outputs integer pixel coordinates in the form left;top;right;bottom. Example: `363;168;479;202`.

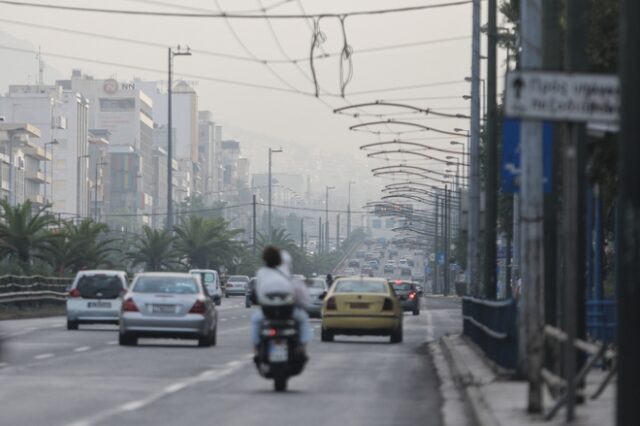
0;296;462;426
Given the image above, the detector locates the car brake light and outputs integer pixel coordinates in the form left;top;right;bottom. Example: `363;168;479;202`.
69;288;81;298
122;298;139;312
409;292;416;300
382;298;393;310
268;328;277;337
395;280;402;284
189;300;206;314
326;297;337;310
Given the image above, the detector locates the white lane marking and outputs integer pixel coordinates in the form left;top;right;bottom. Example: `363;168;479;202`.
163;382;188;393
34;353;55;360
65;359;249;426
74;346;91;353
0;362;9;368
241;315;247;318
221;318;228;321
425;309;434;342
230;317;237;320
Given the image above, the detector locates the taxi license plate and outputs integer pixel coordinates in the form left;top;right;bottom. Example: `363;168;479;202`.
269;341;288;363
152;304;177;314
87;301;111;308
350;302;369;309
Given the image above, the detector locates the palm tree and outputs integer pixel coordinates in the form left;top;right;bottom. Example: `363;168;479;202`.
256;228;308;274
43;219;116;275
126;226;179;271
0;200;58;271
174;216;243;269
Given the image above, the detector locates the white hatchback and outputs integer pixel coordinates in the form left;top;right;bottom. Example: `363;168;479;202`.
66;270;128;330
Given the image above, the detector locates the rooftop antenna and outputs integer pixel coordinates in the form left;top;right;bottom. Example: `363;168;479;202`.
37;46;44;86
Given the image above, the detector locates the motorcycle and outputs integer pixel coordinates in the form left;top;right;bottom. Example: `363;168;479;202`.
253;292;307;392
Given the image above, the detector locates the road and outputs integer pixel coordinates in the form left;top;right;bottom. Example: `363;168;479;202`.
0;294;462;426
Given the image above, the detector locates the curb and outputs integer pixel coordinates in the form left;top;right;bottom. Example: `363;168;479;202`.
425;294;462;301
440;335;501;426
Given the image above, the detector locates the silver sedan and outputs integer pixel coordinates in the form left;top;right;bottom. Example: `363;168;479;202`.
119;272;218;347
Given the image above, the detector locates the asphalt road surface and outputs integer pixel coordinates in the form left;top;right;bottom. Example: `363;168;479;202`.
0;294;462;426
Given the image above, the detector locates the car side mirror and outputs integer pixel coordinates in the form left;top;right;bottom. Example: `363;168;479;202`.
320;291;327;300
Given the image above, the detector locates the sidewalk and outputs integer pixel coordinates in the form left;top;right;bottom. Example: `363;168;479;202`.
439;334;615;426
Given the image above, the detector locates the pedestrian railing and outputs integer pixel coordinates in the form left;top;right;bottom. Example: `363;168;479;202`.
586;298;616;345
542;324;616;420
0;275;71;305
462;296;518;370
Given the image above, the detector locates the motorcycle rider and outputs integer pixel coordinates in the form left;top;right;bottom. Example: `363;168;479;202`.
251;246;313;356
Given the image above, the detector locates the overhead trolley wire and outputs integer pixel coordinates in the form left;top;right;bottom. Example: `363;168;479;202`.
0;1;472;19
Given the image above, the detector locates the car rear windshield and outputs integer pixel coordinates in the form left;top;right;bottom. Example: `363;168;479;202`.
305;279;325;289
228;275;249;283
201;272;216;283
134;277;199;294
76;274;124;299
333;280;387;294
393;283;413;291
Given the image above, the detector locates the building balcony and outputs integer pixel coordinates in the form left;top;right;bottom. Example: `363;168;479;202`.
31;194;45;205
26;170;47;183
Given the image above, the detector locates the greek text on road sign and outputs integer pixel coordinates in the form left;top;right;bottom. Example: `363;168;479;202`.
505;71;620;123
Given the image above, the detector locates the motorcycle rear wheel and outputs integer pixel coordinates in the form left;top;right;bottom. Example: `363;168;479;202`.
274;377;288;392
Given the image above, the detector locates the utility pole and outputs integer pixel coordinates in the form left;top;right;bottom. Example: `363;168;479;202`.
318;216;322;254
519;0;545;414
484;0;498;299
542;0;562;359
76;154;90;219
434;194;440;294
617;1;640;423
562;0;589;421
444;186;451;295
166;46;191;231
336;214;340;250
300;218;304;251
268;147;283;239
252;194;257;254
347;180;355;238
94;161;108;222
467;0;482;295
325;186;334;252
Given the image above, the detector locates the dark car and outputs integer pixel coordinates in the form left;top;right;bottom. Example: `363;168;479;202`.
407;259;415;267
400;267;412;277
392;280;420;315
383;264;395;273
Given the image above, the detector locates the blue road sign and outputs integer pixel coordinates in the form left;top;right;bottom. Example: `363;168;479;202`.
437;253;445;265
501;118;553;194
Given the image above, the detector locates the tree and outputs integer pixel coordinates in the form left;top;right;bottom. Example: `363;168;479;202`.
0;200;58;272
174;216;243;269
126;226;179;271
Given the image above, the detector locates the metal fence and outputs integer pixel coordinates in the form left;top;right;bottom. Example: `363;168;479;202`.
0;275;72;305
462;296;519;370
586;298;616;345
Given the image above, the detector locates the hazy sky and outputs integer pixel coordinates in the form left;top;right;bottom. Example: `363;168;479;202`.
0;0;504;207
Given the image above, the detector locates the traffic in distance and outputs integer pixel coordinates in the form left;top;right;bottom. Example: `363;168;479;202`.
0;238;456;425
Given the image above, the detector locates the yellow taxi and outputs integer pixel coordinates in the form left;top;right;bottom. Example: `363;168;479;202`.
320;277;403;343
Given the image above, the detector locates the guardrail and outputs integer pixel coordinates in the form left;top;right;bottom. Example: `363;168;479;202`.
0;275;72;305
462;296;518;371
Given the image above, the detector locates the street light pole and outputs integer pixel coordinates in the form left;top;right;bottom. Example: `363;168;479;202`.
94;161;108;222
325;185;335;253
268;147;283;239
44;140;59;205
76;154;90;220
347;180;355;238
166;45;191;231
